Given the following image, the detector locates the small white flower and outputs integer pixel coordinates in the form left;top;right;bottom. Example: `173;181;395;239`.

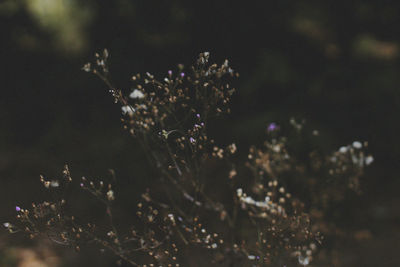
352;141;362;149
107;190;115;201
211;243;217;249
272;144;281;153
107;231;115;237
3;222;10;228
339;146;348;153
248;255;256;260
129;89;145;99
82;63;91;72
365;155;374;165
50;180;60;188
44;181;50;188
236;188;243;197
298;255;310;266
145;72;154;79
168;214;175;223
121;105;135;115
223;59;229;67
242;196;255;205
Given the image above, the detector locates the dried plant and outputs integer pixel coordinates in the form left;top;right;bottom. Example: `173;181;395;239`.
5;50;373;266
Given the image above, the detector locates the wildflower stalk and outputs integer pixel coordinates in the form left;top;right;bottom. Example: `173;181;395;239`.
6;51;374;266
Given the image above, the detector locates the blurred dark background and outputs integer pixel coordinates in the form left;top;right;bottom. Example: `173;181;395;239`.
0;0;399;266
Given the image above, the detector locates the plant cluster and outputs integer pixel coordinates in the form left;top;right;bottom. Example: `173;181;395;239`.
5;51;373;266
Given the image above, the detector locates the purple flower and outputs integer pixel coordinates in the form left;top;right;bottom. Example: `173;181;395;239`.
267;122;279;132
180;72;185;78
168;70;172;76
15;206;21;212
80;183;84;187
196;113;200;118
190;137;196;144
